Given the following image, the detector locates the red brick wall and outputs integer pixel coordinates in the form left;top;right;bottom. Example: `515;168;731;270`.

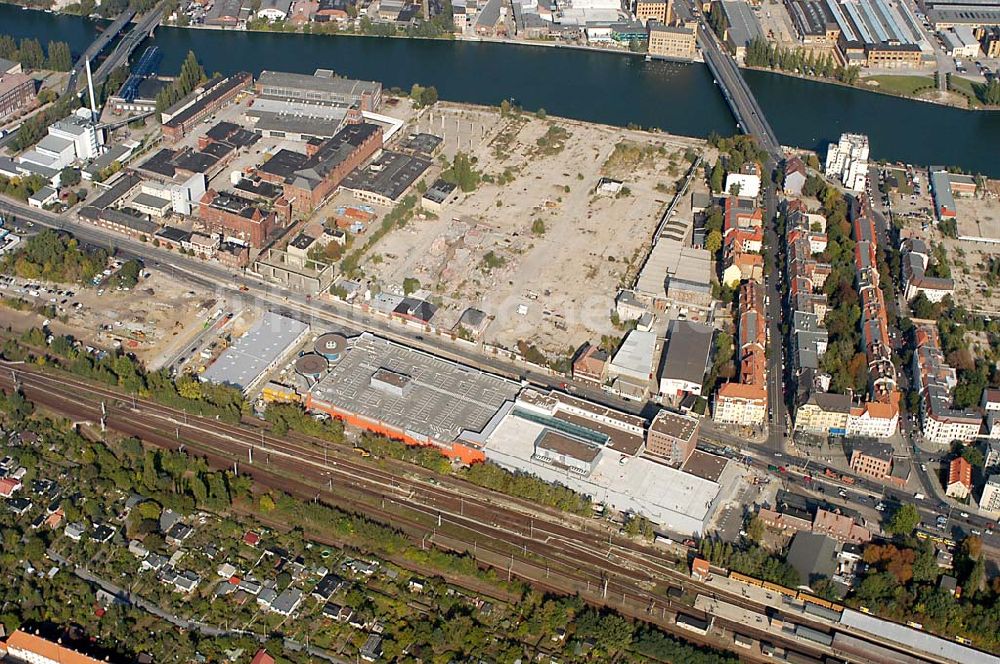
198;201;275;247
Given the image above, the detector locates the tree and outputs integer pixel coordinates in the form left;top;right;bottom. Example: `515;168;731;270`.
441;152;481;192
45;41;72;71
18;38;45;70
402;277;421;295
531;218;546;235
709;160;725;193
746;515;765;543
705;230;722;253
421;85;438;106
155;51;206;113
886;503;920;536
259;494;275;512
980;78;1000;105
59;167;81;188
961;445;984;467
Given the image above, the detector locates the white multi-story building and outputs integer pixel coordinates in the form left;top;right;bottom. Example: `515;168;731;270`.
825;133;869;193
845;401;899;439
17;108;104;175
913;323;982;445
50;111;103;160
139;173;207;216
980;475;1000;515
713;382;767;427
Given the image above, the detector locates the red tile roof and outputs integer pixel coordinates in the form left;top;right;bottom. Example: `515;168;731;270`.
949;457;972;489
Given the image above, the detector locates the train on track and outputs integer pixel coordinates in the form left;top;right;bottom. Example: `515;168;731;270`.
728;571;844;613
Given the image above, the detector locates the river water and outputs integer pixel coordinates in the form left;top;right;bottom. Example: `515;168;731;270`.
3;3;999;175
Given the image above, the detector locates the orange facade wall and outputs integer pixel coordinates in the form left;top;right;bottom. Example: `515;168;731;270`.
305;395;486;464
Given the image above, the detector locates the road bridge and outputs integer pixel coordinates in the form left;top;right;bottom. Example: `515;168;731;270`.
696;24;781;157
91;4;166;87
64;9;137;96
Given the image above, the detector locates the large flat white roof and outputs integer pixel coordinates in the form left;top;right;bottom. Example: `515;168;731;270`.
309;332;520;444
201;312;309;391
483;411;727;535
609;330;657;381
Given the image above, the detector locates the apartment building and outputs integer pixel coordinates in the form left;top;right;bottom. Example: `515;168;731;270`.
647;22;697;59
979;475;1000;515
825;133;869;193
714;382;768;427
849;441;894;481
913;323;982;445
645;408;699;465
945;456;972;500
795;392;851;436
636;0;671;24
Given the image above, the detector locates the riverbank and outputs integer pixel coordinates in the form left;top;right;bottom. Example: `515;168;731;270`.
3;2;1000;175
741;63;999;112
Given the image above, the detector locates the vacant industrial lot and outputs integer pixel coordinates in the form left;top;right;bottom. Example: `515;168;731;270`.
0;267;215;364
955;193;1000;244
353;105;704;356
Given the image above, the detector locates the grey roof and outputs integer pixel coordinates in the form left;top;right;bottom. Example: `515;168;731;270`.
850;440;893;461
786;532;838;586
806;391;852;413
659;320;713;385
609;329;657;378
156;226;192;243
0;57;17;74
206;0;243;21
49;115;93;138
251;112;348;139
84;143;133;176
29;186;57;202
309;332;520;445
98;208;158;234
132;192;172;210
91;173;142;209
0;156;19;177
931;169;956;217
257;70;380;104
340;150;431;202
16;160;59;180
476;0;502;26
721;0;764;47
458;307;487;328
259;0;292;13
201;312;309;391
271;586;303;614
840;608;1000;664
423;177;457;203
36;134;75;154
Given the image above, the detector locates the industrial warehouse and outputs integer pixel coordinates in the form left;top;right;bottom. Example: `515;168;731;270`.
200;312;310;393
303;331;522;464
190;322;745;534
479;388;742;536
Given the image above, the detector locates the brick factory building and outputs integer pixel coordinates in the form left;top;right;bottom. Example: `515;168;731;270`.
257;121;383;211
198;189;288;247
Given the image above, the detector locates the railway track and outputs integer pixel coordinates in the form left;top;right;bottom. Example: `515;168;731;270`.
0;363;917;663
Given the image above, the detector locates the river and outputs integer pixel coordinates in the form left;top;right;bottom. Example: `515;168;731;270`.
3;2;1000;176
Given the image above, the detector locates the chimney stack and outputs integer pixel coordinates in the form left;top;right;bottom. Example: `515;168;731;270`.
85;58;98;121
